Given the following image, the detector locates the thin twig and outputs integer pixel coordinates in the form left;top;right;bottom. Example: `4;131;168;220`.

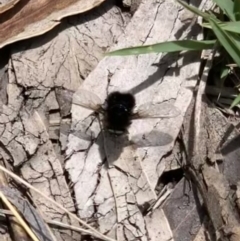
0;191;40;241
0;165;117;241
0;209;96;237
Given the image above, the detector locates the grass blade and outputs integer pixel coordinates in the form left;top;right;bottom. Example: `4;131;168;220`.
107;40;216;56
202;21;240;34
212;0;235;21
209;18;240;67
230;94;240;108
234;0;240;20
176;0;211;19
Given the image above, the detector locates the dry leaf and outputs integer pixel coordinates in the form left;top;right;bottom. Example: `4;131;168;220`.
0;0;105;48
0;0;19;14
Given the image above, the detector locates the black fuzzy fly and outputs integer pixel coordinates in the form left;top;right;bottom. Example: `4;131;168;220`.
105;92;135;134
61;88;180;136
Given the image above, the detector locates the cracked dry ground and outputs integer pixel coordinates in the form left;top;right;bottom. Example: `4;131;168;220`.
0;0;212;241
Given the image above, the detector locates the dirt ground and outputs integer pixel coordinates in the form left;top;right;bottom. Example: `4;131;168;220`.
0;0;239;241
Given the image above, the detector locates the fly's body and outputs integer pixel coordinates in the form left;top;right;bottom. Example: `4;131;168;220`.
104;92;135;135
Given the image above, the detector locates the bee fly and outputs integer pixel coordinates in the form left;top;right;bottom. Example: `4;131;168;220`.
104;91;135;135
61;88;181;136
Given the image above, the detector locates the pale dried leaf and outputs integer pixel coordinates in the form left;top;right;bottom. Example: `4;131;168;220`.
65;0;205;240
0;0;19;14
0;0;105;48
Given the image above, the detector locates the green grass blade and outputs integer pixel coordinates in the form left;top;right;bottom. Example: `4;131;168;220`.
220;67;229;80
176;0;211;20
212;0;235;21
230;94;240;108
234;0;240;20
217;67;229;101
229;30;240;50
209;18;240;67
202;21;240;34
106;40;216;56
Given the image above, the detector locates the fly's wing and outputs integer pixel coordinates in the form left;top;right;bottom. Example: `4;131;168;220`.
73;89;103;111
133;102;181;119
55;88;73;117
58;88;103;112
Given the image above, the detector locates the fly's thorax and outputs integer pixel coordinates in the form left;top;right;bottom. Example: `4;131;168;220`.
106;92;135;110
